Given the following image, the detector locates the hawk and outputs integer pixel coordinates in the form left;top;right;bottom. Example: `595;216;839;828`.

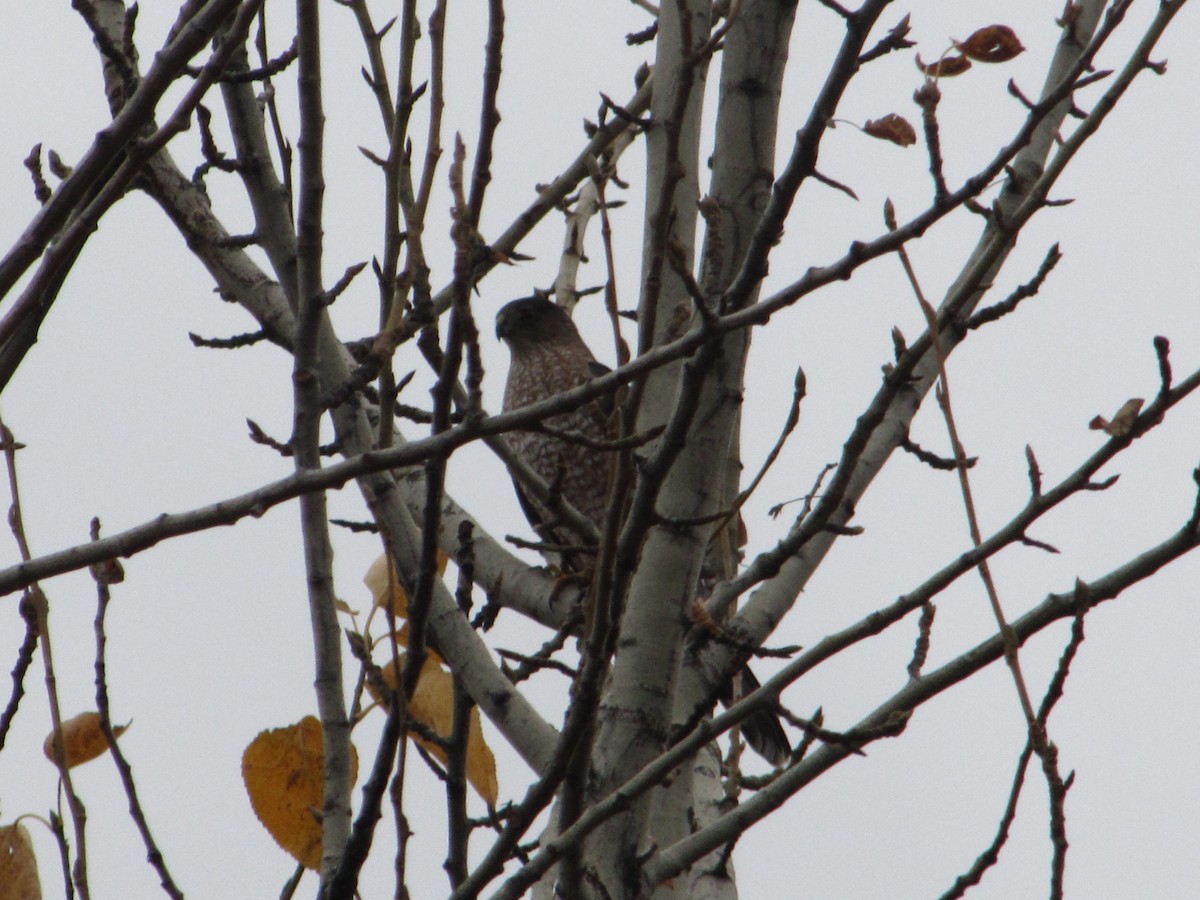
497;295;788;765
495;295;615;554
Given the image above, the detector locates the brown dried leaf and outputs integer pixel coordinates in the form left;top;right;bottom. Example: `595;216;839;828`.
43;712;128;770
1107;398;1144;436
375;656;499;806
364;550;450;619
863;114;917;147
688;597;721;636
1089;398;1143;437
1057;3;1083;28
242;717;359;871
916;53;973;78
954;25;1026;63
89;558;124;585
0;823;41;900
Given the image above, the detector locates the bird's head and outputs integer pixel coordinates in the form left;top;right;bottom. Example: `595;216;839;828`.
495;296;580;351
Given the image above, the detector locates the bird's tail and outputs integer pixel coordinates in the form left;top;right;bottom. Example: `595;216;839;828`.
728;666;790;766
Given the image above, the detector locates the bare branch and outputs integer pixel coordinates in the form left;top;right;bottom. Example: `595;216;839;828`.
966;243;1063;330
292;0;354;884
90;521;182;899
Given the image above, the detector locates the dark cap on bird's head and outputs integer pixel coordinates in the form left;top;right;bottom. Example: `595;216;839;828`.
495;296;581;349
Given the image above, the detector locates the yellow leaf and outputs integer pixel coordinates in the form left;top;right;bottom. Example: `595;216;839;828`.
374;656;499;806
43;712;128;770
364;550;450;619
241;717;359;870
0;822;41;900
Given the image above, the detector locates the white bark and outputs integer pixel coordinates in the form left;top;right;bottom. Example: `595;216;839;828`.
716;0;1115;662
584;1;714;892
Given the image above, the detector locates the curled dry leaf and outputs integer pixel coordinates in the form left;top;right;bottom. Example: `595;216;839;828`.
42;711;128;769
1108;398;1144;436
0;822;41;900
916;53;972;78
1089;398;1144;437
862;114;917;147
371;655;499;806
89;557;125;585
954;25;1026;63
241;717;359;871
364;549;450;619
688;597;722;635
1057;2;1083;28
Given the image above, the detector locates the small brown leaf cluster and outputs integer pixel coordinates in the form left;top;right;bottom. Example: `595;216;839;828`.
917;25;1025;78
1089;398;1143;437
863;24;1024;149
863;114;917;147
1058;2;1084;29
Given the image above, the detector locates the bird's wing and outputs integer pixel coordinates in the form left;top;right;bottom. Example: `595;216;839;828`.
585;360;619;431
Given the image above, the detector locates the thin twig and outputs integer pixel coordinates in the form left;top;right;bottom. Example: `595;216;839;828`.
0;0;248;301
906;603;936;680
712;367;806;543
940;612;1086;899
293;0;353;884
886;199;1077;892
90;519;183;899
884;198;1044;743
0;414;90;897
0;595;37;752
0;421;38;752
966;243;1062;330
914;80;949;201
0;0;265;392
